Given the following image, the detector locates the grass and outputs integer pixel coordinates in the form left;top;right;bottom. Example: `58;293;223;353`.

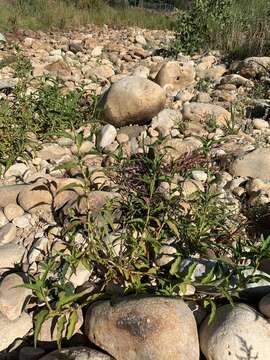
0;0;174;31
169;0;270;58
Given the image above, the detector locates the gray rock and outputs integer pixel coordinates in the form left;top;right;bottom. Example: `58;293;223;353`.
19;346;45;360
39;347;112;360
102;76;166;127
200;303;270;360
0;33;6;42
85;296;200;360
0;78;18;90
231;148;270;180
259;292;270;318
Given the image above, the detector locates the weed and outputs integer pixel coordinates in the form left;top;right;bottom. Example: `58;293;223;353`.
23;138;270;348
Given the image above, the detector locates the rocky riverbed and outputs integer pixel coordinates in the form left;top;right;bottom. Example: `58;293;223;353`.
1;25;270;359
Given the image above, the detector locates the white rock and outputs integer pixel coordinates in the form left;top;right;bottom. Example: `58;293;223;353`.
253;118;269;130
28;237;49;264
13;214;31;228
135;34;147;46
97;124;117;149
191;170;208;183
200;303;270;360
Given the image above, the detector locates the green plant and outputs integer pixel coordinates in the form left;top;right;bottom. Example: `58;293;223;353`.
24;138;270;348
0;76;97;168
12;45;33;78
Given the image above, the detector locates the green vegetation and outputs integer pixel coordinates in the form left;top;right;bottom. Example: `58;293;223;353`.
0;0;174;31
24;136;270;348
169;0;270;58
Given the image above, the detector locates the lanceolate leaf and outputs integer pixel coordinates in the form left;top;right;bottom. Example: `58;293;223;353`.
66;310;78;340
57;315;67;350
34;309;49;347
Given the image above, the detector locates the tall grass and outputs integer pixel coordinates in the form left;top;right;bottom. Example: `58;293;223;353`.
171;0;270;58
0;0;174;31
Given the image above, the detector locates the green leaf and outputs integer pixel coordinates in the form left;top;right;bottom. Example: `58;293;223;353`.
166;220;180;237
57;315;67;350
170;256;181;276
56;288;91;311
66;310;78;340
183;262;197;282
200;265;216;285
34;309;49;347
54;162;78;171
208;299;217;325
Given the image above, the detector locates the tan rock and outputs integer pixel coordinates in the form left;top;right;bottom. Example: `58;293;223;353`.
103;76;166;127
0;273;31;320
0;312;32;351
45;59;71;78
231;148;270;180
0;223;17;245
155;61;196;91
4;203;24;221
85;297;200;360
182;102;230;126
0;244;25;270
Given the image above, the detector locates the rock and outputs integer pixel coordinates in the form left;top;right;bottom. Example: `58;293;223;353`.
97;124;117;149
0;273;31;320
36;143;71;162
103;76;166;127
19;346;45;360
0;210;8;227
253;118;269;129
151;109;182;137
0;223;17;245
13;214;30;228
231;148;270;180
155;245;177;266
238;57;270;78
4;163;28;178
18;180;53;213
69;42;83;54
0;313;32;351
0;244;25;270
220;74;254;87
135;34;147;46
39;347;112;360
69;263;91;288
183;103;230;125
91;65;115;80
247;99;270;120
4;203;24;221
85;296;200;360
155;61;195;92
45;59;71;78
197;65;226;82
0;184;30;208
191;170;208;183
0;78;18;90
259;292;270;318
200;303;270;360
159;137;201;161
0;33;6;42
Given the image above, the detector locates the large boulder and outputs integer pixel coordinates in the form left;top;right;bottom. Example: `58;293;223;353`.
102;76;166;127
182;102;230;126
231;148;270;180
200;303;270;360
155;61;196;91
85;296;200;360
